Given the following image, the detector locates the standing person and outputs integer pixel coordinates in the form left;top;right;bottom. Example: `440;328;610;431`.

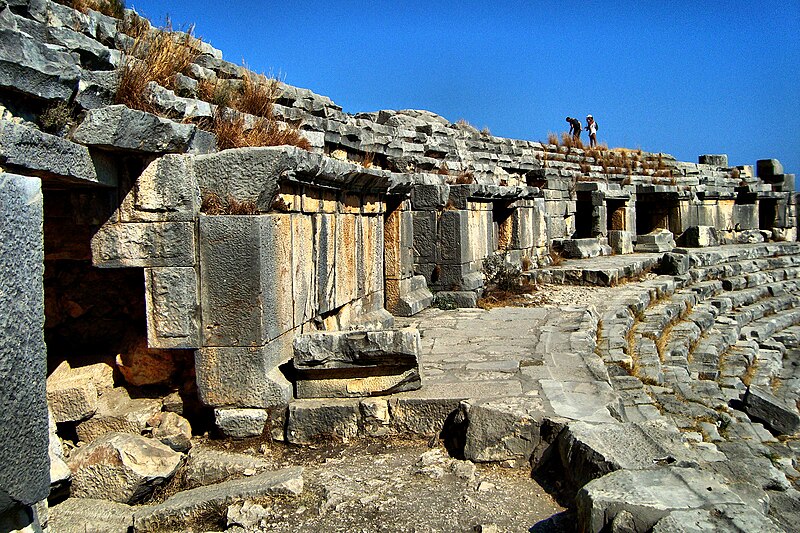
566;116;582;140
585;115;598;147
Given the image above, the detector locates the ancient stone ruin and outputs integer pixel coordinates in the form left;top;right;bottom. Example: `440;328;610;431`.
1;1;800;531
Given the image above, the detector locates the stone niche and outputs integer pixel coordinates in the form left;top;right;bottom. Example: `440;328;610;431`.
91;146;398;410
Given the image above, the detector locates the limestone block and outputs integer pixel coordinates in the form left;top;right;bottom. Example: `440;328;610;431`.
182;447;276;486
75;387;162;443
467;208;493;263
609;230;633;254
195;338;293;408
0;120;116;186
68;432;183;504
386;275;433;317
411;184;449;209
652;506;782;532
46;360;114;423
72;105;199;153
678;225;718;248
461;397;546;463
132;468;303;533
659;252;690;275
439;210;470;264
291;214;316;327
699;154;728;167
48;410;70;494
384;207;413;279
199;215;292;347
412;210;438;262
757;159;784;178
773;227;797;242
635;229;675;253
509;207;535;249
434;291;479;308
214;408;268;439
286;400;361;444
145;267;200;349
576;467;745;533
334;213;358;308
743;385;800;435
150;412;192;452
359;215;383;297
561;238;603;259
0;27;80;100
119;154;199;222
91;221;195;268
314;213;337;314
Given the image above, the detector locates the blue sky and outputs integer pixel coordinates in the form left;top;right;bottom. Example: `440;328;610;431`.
131;1;799;176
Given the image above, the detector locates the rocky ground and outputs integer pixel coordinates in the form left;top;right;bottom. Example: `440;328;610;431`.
51;437;567;533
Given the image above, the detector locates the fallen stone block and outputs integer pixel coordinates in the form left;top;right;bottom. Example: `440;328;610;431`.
635;229;676;253
757;159;784;178
49;498;135;533
214;408;268;439
742;385;800;435
68;432;183;504
561;238;603;259
46;360;114;423
132;467;303;532
72;105;201;154
699;154;728;167
48;410;70;497
149;411;192;452
460;396;548;463
182;446;276;487
75;387;162;443
659;251;689;275
576;467;746;533
293;329;422;398
115;334;184;386
609;230;633;255
434;290;478;308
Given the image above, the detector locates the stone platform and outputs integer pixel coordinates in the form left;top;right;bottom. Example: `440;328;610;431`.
526;252;663;286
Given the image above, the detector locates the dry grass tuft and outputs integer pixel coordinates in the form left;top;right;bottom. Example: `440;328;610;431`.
561;132;584;150
455;170;475;184
119;10;150;39
197;78;236;108
63;0;125;18
115;20;200;113
548;249;564;266
547;132;560;146
361;152;374;169
235;72;279;118
437;162;450;175
201;191;259;215
204;110;311;151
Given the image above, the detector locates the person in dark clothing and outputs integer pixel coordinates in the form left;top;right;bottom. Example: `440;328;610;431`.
566;116;582;140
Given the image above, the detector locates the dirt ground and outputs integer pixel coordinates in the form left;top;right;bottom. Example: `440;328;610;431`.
202;438;572;533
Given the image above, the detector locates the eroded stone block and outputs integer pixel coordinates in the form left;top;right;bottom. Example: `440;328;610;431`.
92;221;195;268
145;267;200;349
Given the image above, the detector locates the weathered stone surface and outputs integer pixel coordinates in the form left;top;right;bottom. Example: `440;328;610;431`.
68;432;183;504
150;411;192;452
182;446;276;487
635;229;676;252
296;367;422;399
757;159;784;178
576;467;745;533
0;120;116;185
411;183;449;209
72;105;201;153
609;230;633;255
91;221;196;268
558;420;718;489
0;27;80;100
49;498;135;533
0;173;49;515
743;385;800;435
679;226;719;248
461;397;547;463
46;360;113;423
132;467;303;532
286;400;361;444
199;215;293;347
120;154;199;222
659;251;690;275
195;342;293;409
75;387;162;442
144;266;200;349
293;329;420;370
698;154;728;167
562;238;603;259
48;410;70;494
652;505;782;532
214;408;268;439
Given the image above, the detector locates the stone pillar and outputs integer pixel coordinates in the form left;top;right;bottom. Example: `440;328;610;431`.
0;174;49;530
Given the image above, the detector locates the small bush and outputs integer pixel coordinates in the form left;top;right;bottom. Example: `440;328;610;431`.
115;20;200;113
482;255;521;291
38;102;74;134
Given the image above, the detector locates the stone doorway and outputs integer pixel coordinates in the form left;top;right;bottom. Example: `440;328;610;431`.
607;199;627;232
574;192;593;238
635;193;680;235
